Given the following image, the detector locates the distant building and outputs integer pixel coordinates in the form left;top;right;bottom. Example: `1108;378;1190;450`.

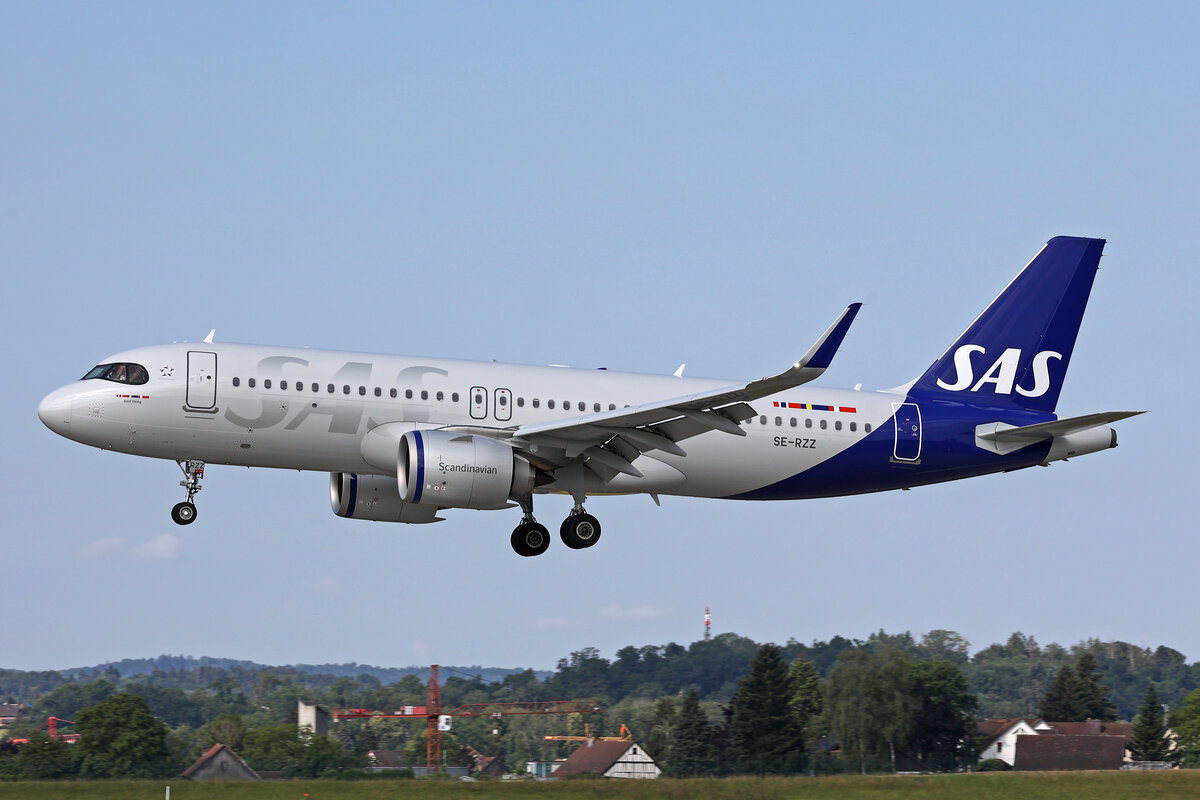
976;718;1134;770
0;704;27;728
552;740;661;779
181;744;260;781
297;701;329;736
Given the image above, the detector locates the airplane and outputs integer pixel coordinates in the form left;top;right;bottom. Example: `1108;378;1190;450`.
39;236;1142;557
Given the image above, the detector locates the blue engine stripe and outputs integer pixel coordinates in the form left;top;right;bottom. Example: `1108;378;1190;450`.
413;430;425;504
347;473;358;517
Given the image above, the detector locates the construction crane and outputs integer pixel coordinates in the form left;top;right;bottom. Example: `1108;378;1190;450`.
10;716;78;745
331;664;603;773
544;723;632;742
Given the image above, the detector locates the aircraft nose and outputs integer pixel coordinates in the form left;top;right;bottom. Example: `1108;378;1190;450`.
38;386;74;434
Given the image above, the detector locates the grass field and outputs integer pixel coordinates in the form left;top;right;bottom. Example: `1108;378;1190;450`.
1;772;1198;800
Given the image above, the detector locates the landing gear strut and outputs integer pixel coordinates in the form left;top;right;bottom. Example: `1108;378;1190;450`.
171;459;205;525
510;494;550;557
509;495;602;556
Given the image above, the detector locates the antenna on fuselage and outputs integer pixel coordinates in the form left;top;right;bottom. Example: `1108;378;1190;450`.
674;363;686;377
204;330;216;343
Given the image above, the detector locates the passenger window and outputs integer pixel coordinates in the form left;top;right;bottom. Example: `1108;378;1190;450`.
790;417;797;427
835;420;842;431
405;389;413;399
563;401;569;410
264;379;272;389
390;388;397;398
850;421;857;432
248;378;256;388
297;382;304;392
759;415;767;425
533;399;541;408
548;400;555;409
865;423;873;433
499;394;507;406
517;397;525;407
775;416;782;426
343;385;350;395
422;390;429;400
805;418;812;429
593;403;601;412
820;419;827;430
437;391;444;401
358;386;366;396
609;404;616;411
232;377;240;387
311;382;318;392
374;387;381;397
280;380;287;390
327;384;334;393
452;392;459;402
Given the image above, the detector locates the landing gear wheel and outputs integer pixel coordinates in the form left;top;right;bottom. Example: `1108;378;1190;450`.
171;501;197;525
560;513;601;549
511;522;551;557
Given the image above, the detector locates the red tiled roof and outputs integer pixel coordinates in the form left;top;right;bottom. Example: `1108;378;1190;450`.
1040;720;1132;738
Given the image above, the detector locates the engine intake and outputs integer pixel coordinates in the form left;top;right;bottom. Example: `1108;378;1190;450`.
398;430;535;510
330;473;441;523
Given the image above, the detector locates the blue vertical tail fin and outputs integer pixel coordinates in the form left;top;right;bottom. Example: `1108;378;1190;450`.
909;236;1105;413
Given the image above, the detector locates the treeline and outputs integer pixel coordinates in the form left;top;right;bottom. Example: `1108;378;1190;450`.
1;630;1198;779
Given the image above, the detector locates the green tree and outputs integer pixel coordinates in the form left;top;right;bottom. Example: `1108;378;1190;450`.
919;631;971;665
1128;682;1173;762
826;648;914;773
1169;689;1200;768
74;693;173;778
908;661;977;770
1039;665;1081;721
1072;653;1117;722
14;731;77;779
240;723;304;771
729;643;802;774
196;713;247;753
788;657;822;750
645;696;676;763
670;689;713;777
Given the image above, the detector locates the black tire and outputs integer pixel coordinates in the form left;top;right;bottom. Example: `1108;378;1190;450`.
511;522;550;557
171;501;197;525
559;513;601;549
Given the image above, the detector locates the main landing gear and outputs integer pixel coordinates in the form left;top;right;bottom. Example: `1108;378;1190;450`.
171;459;205;525
510;495;602;557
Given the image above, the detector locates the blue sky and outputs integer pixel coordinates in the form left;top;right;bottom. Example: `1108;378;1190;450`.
3;2;1197;674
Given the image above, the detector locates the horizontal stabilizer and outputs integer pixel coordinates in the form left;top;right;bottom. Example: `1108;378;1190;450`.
976;410;1144;455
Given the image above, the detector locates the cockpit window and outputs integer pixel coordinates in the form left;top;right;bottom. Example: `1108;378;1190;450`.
82;363;149;385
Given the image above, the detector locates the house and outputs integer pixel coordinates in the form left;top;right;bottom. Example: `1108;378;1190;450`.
976;718;1040;766
552;739;661;779
976;718;1134;770
181;744;260;781
465;745;506;778
0;704;27;728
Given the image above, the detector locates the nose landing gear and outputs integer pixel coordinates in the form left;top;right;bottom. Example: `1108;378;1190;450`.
171;460;205;525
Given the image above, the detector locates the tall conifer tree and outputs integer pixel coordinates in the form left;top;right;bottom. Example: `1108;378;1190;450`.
729;643;801;774
1072;653;1117;722
1039;665;1081;721
1129;683;1174;762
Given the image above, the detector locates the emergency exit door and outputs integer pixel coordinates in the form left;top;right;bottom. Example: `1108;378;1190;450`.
892;402;922;462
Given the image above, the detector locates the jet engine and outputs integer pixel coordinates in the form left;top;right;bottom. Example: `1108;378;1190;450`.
397;430;535;510
330;472;442;523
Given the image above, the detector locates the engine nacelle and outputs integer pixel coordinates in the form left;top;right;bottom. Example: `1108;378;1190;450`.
398;430;535;510
330;473;442;523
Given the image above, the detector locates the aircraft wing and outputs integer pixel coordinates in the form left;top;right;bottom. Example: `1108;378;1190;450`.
478;304;861;479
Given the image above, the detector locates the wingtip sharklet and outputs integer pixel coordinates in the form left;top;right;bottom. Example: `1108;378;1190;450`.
800;302;862;371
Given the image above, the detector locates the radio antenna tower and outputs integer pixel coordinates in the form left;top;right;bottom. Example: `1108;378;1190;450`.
704;606;711;641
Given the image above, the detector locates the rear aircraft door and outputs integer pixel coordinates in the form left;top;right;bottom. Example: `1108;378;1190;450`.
186;351;217;410
494;388;512;421
892;402;921;462
470;386;488;420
